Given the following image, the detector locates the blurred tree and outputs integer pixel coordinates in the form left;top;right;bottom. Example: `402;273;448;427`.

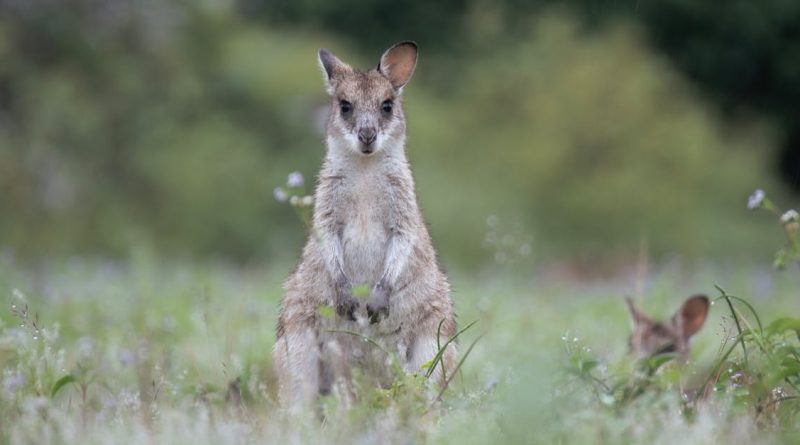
0;1;789;265
241;0;800;192
635;0;800;191
0;1;322;259
237;0;469;53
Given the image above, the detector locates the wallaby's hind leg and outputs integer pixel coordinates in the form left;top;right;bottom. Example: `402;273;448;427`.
406;332;456;386
273;326;320;412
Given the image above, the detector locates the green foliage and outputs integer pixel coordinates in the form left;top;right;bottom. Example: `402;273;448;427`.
747;189;800;269
1;255;799;443
240;0;469;53
0;2;323;260
563;285;800;435
413;14;781;261
0;3;791;267
50;374;77;398
635;0;800;189
246;0;800;191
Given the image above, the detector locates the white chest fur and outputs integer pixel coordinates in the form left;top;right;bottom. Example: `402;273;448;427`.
339;170;392;287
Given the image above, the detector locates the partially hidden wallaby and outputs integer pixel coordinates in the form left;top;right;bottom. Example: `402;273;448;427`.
625;295;709;359
273;41;456;409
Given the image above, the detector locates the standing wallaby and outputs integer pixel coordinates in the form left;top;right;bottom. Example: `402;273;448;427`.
625;295;709;359
273;42;456;409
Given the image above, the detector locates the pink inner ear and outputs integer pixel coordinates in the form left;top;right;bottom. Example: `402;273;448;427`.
381;44;417;88
679;295;709;337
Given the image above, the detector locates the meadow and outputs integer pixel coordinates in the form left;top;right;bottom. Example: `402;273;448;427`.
1;241;798;443
2;3;800;443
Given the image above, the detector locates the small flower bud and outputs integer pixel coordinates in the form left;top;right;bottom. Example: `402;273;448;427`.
747;189;765;210
273;187;288;203
781;209;799;237
287;171;304;188
289;196;300;206
780;209;799;224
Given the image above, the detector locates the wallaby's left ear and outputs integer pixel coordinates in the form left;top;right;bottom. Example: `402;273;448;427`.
625;297;649;327
672;294;709;339
378;41;418;91
318;48;350;95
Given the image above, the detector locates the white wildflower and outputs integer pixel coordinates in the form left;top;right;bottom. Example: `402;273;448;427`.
301;195;314;207
747;189;765;209
77;336;94;359
119;348;135;367
273;187;288;203
780;209;799;224
289;195;300;206
286;171;304;188
3;372;25;396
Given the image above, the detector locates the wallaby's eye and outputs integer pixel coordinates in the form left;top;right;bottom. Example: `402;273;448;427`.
655;343;676;355
381;100;393;115
340;100;352;115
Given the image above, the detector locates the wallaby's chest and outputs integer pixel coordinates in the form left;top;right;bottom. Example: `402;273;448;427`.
336;174;393;285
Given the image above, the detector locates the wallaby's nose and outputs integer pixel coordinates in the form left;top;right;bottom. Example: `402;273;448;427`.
358;127;377;146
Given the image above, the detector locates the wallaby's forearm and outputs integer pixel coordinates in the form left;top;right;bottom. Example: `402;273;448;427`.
319;223;359;319
314;184;358;319
377;228;415;290
367;209;417;323
314;180;349;286
376;173;418;290
320;226;347;285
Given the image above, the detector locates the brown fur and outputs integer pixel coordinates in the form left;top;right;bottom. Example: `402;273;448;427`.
273;42;456;410
626;294;709;359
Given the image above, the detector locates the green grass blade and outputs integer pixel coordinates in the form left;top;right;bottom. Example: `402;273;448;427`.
51;374;77;398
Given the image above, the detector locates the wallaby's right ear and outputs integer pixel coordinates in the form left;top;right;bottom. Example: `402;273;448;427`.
671;294;709;339
318;49;348;95
378;41;418;91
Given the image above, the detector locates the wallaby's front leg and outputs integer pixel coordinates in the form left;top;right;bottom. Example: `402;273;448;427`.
320;224;358;320
334;272;357;320
368;228;414;323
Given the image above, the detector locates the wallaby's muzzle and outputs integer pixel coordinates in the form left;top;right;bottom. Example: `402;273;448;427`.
358;127;377;150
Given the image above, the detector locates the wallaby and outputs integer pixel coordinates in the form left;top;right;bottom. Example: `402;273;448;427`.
625;295;709;359
273;41;456;409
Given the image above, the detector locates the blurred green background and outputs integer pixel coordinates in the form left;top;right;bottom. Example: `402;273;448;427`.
1;0;798;269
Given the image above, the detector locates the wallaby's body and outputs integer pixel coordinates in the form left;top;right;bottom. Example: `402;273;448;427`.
273;42;455;409
626;295;709;359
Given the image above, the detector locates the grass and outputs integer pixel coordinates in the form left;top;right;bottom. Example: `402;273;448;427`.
0;253;798;444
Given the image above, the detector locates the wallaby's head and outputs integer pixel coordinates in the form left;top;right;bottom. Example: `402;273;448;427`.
626;295;709;359
318;41;417;156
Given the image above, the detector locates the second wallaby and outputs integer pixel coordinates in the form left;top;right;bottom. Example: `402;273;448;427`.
625;295;710;359
273;42;456;410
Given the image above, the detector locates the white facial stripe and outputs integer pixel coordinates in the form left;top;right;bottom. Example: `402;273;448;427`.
344;132;360;154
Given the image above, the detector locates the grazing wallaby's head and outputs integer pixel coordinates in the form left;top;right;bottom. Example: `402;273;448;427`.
318;41;418;156
626;295;710;359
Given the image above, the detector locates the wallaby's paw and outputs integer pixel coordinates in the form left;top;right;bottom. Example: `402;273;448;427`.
367;282;391;324
366;302;389;324
335;294;358;321
334;275;358;321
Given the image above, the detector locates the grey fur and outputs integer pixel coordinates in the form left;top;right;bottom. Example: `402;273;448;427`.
274;42;456;410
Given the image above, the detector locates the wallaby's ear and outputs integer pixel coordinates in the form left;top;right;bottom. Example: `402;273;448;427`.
378;41;418;91
625;297;649;327
671;294;709;339
318;48;349;95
